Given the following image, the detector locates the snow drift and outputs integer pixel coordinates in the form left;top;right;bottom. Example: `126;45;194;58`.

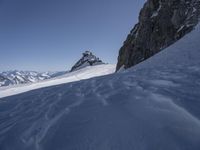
0;25;200;150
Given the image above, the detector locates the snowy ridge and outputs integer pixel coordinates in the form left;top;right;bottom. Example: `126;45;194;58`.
0;71;64;87
0;64;115;98
0;26;200;149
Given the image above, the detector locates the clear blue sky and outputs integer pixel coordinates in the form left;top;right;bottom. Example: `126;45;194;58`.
0;0;145;71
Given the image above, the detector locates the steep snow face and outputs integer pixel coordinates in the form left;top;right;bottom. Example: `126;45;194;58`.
0;64;116;98
70;51;105;72
0;26;200;149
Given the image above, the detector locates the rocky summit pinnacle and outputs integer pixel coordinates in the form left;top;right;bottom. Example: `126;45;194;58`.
70;51;105;72
116;0;200;71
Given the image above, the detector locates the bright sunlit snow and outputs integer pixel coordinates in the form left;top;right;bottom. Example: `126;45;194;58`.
0;64;116;98
0;25;200;150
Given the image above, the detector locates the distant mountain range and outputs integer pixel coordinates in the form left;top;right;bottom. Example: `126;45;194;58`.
0;71;65;87
0;51;105;87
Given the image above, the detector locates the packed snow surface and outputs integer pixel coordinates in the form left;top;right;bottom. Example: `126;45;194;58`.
0;64;115;98
0;25;200;150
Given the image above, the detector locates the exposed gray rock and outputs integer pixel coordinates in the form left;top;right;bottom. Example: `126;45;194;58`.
116;0;200;71
70;51;105;72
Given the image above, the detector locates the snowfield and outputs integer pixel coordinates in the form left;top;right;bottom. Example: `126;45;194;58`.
0;24;200;150
0;64;116;98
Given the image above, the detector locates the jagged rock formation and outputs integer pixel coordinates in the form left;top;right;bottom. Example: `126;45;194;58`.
70;51;105;72
116;0;200;71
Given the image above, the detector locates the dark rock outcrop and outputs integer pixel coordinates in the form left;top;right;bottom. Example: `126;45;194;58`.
116;0;200;71
70;51;105;72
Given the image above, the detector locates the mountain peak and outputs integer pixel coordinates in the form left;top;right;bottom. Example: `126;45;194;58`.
70;51;105;72
83;50;92;56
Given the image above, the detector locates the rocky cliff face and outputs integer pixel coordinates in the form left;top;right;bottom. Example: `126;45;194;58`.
70;51;105;72
116;0;200;71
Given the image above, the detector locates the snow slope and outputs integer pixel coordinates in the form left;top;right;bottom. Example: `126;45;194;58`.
0;25;200;150
0;64;115;98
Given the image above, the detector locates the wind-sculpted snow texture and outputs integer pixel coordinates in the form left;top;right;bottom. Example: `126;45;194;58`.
0;25;200;150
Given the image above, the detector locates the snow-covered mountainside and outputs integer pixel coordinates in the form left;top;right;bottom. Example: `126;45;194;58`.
0;51;105;88
70;51;105;72
117;0;200;71
0;71;65;87
0;24;199;149
0;64;115;98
